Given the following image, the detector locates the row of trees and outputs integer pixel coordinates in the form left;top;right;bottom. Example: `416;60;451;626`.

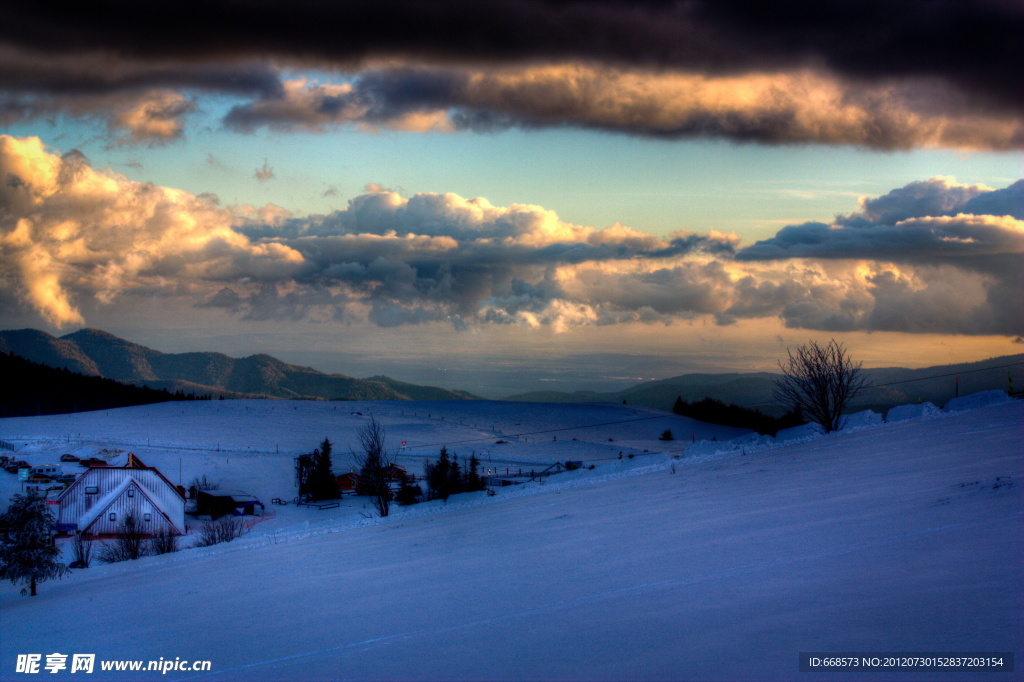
422;448;486;501
0;352;210;418
671;397;804;436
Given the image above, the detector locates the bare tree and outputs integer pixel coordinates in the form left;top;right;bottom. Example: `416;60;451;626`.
71;532;94;568
148;528;179;555
353;415;394;517
97;510;147;563
774;339;869;433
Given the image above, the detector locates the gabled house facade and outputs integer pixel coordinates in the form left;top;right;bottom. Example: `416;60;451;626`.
55;453;186;536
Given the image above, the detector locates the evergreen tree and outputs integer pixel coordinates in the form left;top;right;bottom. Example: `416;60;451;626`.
312;437;340;500
465;454;484;492
0;490;69;596
395;480;423;506
425;447;452;501
448;455;463;496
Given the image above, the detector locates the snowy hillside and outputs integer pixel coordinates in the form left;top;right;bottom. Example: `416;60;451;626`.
0;400;746;508
0;398;1021;681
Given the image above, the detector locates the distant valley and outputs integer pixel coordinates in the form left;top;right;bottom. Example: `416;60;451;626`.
504;356;1024;415
0;328;478;402
2;327;1020;416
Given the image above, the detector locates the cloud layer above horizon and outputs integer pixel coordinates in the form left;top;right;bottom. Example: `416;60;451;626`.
1;0;1021;149
2;135;1021;336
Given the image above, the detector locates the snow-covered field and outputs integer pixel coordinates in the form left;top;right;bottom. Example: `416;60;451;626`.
0;396;1021;681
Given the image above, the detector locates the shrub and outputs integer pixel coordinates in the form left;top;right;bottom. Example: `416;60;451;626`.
195;516;248;547
148;528;179;555
97;510;147;563
395;482;423;506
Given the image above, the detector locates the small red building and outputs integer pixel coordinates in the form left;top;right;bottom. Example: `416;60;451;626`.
336;472;359;494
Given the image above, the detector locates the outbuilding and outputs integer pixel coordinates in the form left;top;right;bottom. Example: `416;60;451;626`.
336;472;359;495
195;490;265;519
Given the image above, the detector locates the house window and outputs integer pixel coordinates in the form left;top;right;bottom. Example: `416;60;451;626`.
127;488;134;498
85;486;98;495
109;512;117;522
143;513;152;522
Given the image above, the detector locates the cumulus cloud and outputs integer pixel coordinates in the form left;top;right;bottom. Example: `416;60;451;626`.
0;88;199;145
2;2;1020;148
735;178;1024;334
2;135;1020;335
0;135;305;325
737;177;1024;264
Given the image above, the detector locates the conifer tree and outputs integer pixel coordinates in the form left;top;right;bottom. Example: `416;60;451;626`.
0;490;69;596
466;454;484;492
425;447;452;501
448;455;463;496
312;437;340;500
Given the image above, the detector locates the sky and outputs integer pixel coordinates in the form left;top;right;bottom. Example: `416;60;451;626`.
1;1;1022;396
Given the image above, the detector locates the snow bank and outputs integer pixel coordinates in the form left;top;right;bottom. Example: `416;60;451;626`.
774;422;823;441
944;389;1013;412
886;401;941;422
843;409;883;429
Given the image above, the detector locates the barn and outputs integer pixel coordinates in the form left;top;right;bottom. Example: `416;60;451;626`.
55;453;186;537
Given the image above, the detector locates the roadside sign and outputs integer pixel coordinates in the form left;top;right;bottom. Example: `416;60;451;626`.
17;468;29;481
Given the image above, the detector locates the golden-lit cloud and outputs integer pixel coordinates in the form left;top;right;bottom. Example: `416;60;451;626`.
224;64;1022;150
2;135;1020;335
0;136;305;326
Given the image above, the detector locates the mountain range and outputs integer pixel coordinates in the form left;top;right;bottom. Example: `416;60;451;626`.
2;327;1020;414
0;328;478;402
505;355;1024;414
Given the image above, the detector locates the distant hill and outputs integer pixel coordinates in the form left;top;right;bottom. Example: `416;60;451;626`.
504;356;1024;415
0;328;479;402
0;352;204;418
362;375;479;401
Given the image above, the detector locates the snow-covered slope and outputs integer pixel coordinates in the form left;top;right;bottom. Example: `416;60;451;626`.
0;400;747;507
0;399;1021;681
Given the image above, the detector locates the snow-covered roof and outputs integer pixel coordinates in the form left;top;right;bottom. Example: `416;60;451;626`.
75;475;183;533
198;490;262;504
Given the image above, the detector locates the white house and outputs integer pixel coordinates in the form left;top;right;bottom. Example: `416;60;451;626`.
55;453;186;536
